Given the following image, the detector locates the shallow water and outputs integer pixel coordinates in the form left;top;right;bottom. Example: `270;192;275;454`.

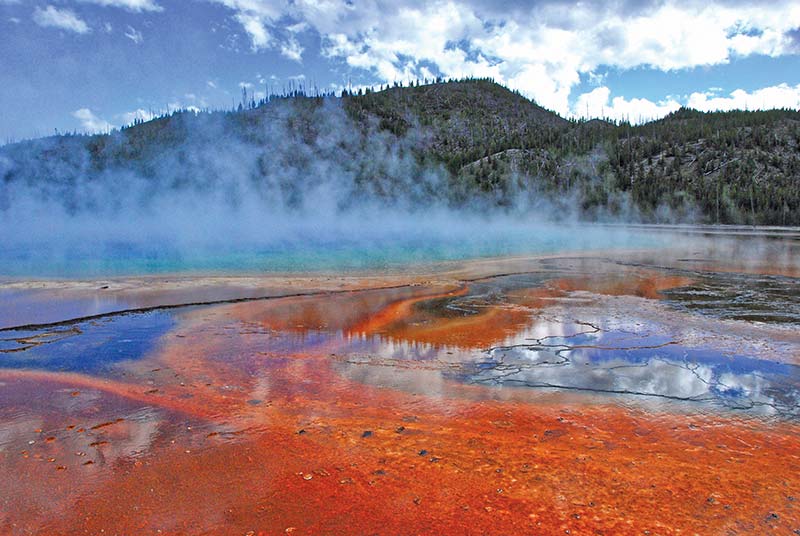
661;270;800;323
1;230;799;534
0;222;655;277
0;311;174;373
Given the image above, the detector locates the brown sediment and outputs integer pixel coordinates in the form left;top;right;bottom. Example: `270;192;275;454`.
540;272;696;300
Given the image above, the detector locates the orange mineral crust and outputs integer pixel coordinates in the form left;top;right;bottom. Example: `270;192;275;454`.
2;260;799;535
2;360;798;536
222;284;532;350
345;285;536;349
225;284;462;333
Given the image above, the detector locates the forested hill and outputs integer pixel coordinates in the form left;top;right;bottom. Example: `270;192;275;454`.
2;78;799;225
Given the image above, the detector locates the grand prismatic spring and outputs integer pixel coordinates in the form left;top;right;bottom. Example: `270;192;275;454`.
0;225;798;534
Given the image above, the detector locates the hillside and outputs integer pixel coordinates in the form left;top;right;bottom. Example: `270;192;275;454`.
1;79;799;224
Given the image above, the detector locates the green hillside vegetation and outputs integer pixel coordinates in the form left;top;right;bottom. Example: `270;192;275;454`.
1;78;798;224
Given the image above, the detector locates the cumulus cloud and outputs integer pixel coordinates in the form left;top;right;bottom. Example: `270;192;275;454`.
209;0;800;115
73;108;113;132
688;83;800;112
33;5;90;34
572;83;800;124
572;86;682;123
77;0;163;12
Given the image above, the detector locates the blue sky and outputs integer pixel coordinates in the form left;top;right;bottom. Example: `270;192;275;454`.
1;0;800;141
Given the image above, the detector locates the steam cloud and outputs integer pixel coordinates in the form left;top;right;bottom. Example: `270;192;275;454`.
0;97;656;276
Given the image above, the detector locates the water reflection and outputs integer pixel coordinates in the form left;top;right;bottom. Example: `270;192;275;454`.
333;312;800;417
1;249;800;532
3;267;798;418
0;311;174;373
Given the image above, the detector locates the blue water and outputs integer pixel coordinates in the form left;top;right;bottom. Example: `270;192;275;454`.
0;223;660;278
0;311;174;373
462;326;800;415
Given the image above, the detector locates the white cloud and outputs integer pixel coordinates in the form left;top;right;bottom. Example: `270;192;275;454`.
572;83;800;124
572;86;682;123
118;108;155;125
688;83;800;112
242;14;272;49
124;25;143;44
117;99;205;126
213;0;284;50
208;0;800;116
287;21;308;34
280;36;303;61
77;0;163;13
73;108;113;132
166;102;201;114
33;5;90;34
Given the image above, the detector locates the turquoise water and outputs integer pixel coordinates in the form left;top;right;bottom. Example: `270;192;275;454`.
0;223;661;278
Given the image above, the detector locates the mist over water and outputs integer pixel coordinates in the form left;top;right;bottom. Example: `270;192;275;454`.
0;99;660;278
0;208;659;277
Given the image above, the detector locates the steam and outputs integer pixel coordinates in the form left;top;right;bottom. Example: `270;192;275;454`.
3;99;438;238
0;97;660;276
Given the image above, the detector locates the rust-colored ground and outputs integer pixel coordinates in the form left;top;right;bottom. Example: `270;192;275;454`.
1;267;798;535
